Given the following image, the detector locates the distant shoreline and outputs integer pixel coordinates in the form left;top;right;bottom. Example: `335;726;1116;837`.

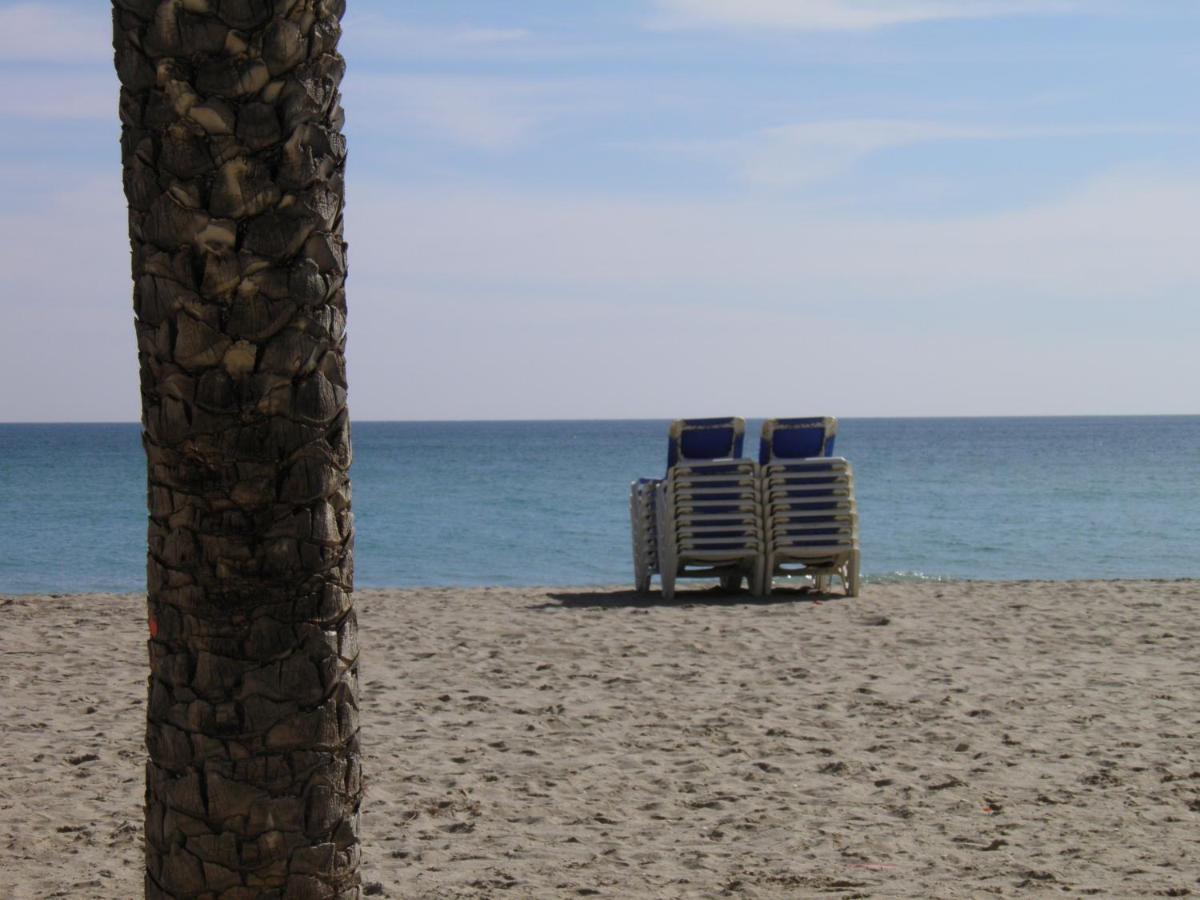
5;575;1200;601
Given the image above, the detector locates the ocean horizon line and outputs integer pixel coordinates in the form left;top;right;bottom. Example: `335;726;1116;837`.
2;412;1198;427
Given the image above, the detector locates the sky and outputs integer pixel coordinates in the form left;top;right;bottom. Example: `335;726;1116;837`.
0;0;1197;421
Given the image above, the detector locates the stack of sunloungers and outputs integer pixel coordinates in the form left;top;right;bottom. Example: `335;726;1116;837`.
629;416;859;599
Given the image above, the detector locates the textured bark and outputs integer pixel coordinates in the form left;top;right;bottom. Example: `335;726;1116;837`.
112;2;361;897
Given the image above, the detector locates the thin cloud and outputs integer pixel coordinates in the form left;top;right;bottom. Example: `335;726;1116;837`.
344;74;554;150
656;119;1186;189
344;166;1200;310
0;3;110;63
340;166;1200;418
0;69;117;120
650;0;1079;31
741;119;997;187
3;159;1196;420
0;171;136;422
340;15;639;66
340;18;532;61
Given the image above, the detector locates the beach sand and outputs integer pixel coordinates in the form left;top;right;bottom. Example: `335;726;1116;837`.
1;580;1198;898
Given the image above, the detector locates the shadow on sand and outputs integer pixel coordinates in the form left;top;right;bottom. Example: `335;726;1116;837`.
529;585;844;611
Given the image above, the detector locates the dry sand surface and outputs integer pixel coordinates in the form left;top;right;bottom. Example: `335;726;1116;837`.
1;580;1198;898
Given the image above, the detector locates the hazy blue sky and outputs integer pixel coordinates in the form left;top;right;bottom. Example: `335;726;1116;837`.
0;0;1197;421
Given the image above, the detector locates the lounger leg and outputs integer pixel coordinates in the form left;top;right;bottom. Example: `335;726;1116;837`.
655;489;676;599
752;555;767;597
634;553;651;593
847;549;861;598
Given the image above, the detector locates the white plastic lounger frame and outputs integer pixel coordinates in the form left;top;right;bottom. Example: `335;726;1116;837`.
629;478;660;593
762;456;860;597
656;458;765;599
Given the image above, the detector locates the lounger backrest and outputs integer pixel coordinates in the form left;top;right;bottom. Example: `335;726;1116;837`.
667;417;746;469
759;417;838;463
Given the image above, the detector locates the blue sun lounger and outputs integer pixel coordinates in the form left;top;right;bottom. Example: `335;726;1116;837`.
630;417;765;598
633;417;750;594
759;417;860;596
759;416;838;462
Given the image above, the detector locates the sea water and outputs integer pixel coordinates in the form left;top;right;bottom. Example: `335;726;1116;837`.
1;417;1197;594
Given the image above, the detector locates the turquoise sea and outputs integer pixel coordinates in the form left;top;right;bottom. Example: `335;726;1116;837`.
0;417;1197;595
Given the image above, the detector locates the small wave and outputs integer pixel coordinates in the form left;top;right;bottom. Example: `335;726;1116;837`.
864;571;957;584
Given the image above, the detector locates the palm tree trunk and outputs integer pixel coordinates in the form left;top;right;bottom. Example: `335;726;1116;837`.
112;2;361;896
